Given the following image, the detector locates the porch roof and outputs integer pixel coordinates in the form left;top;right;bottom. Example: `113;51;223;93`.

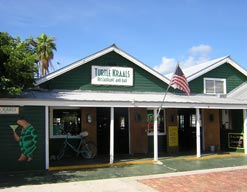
1;90;247;109
228;82;247;100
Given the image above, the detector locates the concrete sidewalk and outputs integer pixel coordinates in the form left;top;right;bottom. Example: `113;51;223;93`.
1;166;247;192
0;176;156;192
1;153;247;191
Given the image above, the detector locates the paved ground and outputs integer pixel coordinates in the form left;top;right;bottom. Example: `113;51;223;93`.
0;153;247;191
139;167;247;192
1;167;246;192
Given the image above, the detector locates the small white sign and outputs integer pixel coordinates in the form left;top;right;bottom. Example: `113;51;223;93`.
0;107;19;114
91;66;133;86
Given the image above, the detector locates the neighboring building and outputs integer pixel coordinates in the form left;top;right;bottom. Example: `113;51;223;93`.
0;44;247;172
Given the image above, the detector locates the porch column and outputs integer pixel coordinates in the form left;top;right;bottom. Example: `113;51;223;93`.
110;107;114;164
153;108;158;162
243;109;247;155
196;108;201;157
45;106;49;170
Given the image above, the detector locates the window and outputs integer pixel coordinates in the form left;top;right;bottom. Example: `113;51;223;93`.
50;108;81;138
120;116;126;129
190;114;196;127
147;110;166;135
179;114;197;130
204;78;226;94
179;115;185;131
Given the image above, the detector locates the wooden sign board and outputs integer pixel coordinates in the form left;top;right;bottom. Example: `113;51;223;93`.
0;107;19;114
228;133;244;149
168;126;178;147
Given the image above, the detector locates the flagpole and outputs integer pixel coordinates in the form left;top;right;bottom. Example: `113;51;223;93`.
158;83;171;116
157;63;179;116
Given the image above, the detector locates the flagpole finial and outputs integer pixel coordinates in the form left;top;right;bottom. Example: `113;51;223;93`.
175;61;180;70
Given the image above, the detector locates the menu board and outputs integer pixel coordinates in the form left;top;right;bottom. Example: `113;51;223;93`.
168;126;178;147
228;133;244;149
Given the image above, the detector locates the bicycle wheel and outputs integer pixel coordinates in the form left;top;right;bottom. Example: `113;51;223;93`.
81;142;97;159
56;147;65;160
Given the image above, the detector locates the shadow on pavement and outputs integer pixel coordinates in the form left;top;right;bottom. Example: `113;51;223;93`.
0;154;247;189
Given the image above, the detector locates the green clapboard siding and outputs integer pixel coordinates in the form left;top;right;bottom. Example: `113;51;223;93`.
0;106;45;172
40;52;167;92
189;63;247;94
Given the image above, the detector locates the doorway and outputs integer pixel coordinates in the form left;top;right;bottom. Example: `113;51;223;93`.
178;109;197;151
97;108;110;155
114;108;129;154
97;107;129;155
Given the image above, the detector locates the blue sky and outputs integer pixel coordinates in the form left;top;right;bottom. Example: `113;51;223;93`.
1;0;247;74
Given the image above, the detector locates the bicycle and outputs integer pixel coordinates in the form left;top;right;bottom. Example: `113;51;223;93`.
56;131;97;160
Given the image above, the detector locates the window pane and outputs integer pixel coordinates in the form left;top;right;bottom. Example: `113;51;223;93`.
205;79;225;94
179;115;184;132
205;80;214;93
53;109;81;136
147;110;164;134
120;117;125;128
215;80;224;93
190;114;196;127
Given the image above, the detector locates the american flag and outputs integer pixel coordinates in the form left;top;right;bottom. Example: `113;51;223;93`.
170;65;190;96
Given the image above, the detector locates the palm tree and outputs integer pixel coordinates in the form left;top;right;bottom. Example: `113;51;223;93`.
29;33;56;76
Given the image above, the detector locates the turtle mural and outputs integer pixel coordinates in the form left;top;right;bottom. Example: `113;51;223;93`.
11;116;38;162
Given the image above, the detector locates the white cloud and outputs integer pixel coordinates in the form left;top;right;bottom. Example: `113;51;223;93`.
189;44;212;56
153;57;177;74
155;44;212;74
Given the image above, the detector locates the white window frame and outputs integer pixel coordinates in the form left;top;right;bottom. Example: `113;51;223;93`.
204;78;226;94
147;108;166;136
49;107;81;139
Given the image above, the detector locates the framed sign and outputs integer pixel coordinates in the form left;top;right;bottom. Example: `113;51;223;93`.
0;107;19;114
228;133;244;149
91;66;133;86
168;126;178;147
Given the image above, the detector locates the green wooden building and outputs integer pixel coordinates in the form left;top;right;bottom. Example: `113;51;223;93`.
0;44;247;172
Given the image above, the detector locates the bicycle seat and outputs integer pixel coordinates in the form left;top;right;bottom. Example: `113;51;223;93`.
80;131;88;137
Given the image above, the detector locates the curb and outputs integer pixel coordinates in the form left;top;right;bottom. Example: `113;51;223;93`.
49;153;246;171
49;159;154;171
133;165;247;180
